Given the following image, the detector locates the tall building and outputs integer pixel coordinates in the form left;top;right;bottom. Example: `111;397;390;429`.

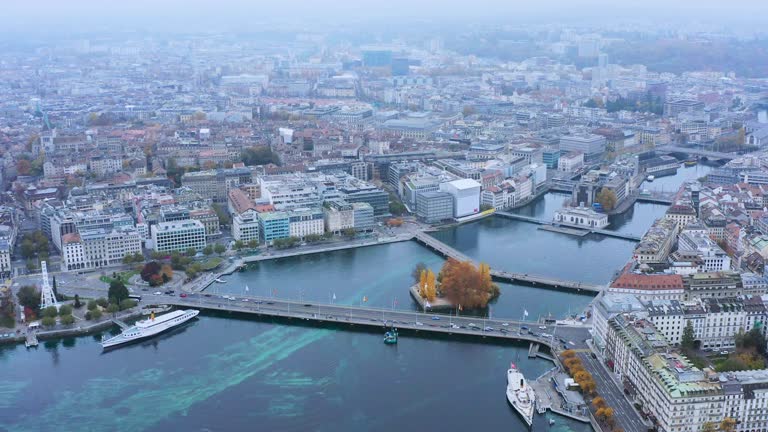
439;179;481;218
151;220;206;253
663;99;704;118
559;134;606;163
232;209;260;243
416;191;454;223
182;168;253;203
258;211;290;245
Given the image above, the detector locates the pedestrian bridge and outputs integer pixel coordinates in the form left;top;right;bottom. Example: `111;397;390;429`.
412;232;603;293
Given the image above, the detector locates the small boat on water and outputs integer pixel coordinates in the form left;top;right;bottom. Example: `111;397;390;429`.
507;362;536;427
384;328;398;344
101;309;199;350
215;278;226;283
646;175;655;182
549;418;556;426
684;159;698;167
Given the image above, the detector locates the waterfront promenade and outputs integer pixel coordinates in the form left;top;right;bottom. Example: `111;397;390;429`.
412;232;603;292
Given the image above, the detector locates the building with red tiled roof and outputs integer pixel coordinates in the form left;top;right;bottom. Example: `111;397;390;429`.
227;189;257;215
609;272;684;300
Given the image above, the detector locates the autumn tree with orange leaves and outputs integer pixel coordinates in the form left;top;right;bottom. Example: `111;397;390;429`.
438;258;500;308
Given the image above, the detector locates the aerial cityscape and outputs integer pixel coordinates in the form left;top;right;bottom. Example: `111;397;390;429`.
2;1;768;431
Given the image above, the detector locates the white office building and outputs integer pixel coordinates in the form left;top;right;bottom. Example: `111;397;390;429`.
439;178;481;218
151;220;207;253
61;227;142;272
232;209;260;243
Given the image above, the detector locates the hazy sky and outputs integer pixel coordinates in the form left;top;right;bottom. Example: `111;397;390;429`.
5;0;768;35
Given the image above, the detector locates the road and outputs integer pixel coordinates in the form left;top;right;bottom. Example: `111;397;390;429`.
136;291;592;347
578;352;648;432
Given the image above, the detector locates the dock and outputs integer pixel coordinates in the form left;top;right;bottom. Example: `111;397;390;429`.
111;318;130;330
25;332;38;348
413;232;603;292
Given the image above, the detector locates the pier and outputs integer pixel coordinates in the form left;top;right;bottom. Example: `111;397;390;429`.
111;318;130;330
494;212;642;242
412;232;603;292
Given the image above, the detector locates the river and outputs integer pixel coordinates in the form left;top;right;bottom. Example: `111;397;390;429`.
0;164;705;432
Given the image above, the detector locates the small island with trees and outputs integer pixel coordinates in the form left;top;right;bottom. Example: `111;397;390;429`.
410;258;500;311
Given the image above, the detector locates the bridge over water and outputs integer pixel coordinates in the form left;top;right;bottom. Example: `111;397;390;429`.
412;232;602;293
494;212;642;242
147;293;591;351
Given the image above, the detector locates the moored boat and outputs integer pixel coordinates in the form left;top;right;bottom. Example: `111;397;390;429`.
101;309;199;350
507;363;536;427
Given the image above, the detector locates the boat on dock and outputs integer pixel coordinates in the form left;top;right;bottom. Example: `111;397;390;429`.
101;309;199;350
507;363;536;427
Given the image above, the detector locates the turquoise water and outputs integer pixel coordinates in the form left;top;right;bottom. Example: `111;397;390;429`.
0;315;592;432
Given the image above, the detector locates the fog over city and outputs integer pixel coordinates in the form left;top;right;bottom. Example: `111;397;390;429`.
4;0;768;34
2;1;768;432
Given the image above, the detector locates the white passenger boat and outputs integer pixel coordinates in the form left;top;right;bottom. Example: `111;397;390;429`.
507;362;536;427
101;309;199;350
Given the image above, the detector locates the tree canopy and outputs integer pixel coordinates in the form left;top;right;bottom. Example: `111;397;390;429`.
108;280;130;304
438;259;499;309
241;146;280;166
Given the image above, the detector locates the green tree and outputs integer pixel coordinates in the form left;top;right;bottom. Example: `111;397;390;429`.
247;239;259;249
212;204;231;226
58;304;73;316
233;240;244;250
241;146;280;166
214;244;226;254
86;308;103;320
681;320;696;350
185;247;197;257
595;188;617;211
16;285;41;312
41;316;56;327
59;314;75;326
106;304;120;315
123;254;134;264
95;298;108;308
26;260;37;272
108;280;130;305
133;252;145;263
203;245;214;256
42;306;58;318
87;300;98;311
20;240;35;259
119;299;137;311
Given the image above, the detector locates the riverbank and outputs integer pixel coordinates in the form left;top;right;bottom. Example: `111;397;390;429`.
0;309;143;346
